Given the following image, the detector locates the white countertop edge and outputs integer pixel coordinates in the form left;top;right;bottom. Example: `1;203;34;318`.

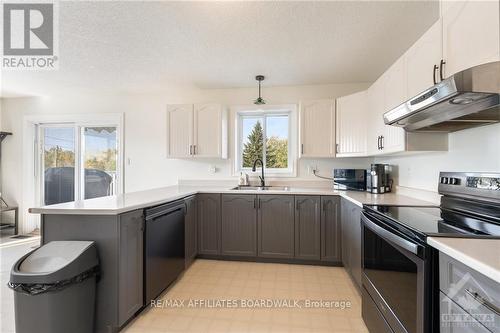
30;185;433;215
427;237;500;284
29;191;199;215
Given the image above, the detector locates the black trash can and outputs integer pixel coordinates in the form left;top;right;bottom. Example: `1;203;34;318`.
8;241;99;333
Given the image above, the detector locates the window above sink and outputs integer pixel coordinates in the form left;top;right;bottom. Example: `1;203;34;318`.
233;104;297;178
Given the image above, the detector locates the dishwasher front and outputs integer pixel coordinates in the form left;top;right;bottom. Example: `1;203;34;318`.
144;199;186;304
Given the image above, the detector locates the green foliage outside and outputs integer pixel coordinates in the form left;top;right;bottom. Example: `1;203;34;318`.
44;146;117;171
242;121;288;169
266;136;288;168
85;149;117;171
44;146;75;168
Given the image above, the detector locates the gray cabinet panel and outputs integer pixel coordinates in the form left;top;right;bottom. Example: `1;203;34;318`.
321;196;342;263
439;253;500;331
42;214;123;332
341;200;351;271
118;210;144;326
341;198;362;289
350;203;362;289
258;195;295;259
185;195;197;268
221;194;257;256
197;193;221;255
440;292;491;333
295;196;321;260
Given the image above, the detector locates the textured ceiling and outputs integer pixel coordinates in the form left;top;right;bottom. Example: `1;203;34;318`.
1;1;439;96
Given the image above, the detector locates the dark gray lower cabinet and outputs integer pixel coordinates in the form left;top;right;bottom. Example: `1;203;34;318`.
321;196;341;263
42;210;145;332
221;194;257;256
341;198;362;289
197;193;221;255
258;195;295;259
118;210;144;326
185;195;197;268
295;196;321;260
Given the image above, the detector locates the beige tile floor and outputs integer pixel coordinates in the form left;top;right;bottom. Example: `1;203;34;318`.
124;259;368;333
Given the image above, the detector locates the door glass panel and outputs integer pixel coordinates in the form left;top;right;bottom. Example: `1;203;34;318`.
363;225;418;333
83;127;117;199
43;127;75;205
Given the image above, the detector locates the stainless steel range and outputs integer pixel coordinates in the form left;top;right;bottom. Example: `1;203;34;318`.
361;172;500;333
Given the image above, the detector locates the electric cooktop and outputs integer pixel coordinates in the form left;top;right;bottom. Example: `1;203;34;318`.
364;204;500;239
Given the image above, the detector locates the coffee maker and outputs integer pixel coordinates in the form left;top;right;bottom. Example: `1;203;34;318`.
366;164;392;194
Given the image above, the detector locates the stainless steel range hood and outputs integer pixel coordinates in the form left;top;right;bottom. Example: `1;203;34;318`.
384;61;500;132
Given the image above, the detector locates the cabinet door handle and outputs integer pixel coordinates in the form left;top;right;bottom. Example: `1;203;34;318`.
433;64;438;85
336;143;339;154
439;59;446;81
258;198;261;209
193;145;196;155
377;136;381;150
465;289;500;316
301;143;304;154
189;145;193;155
380;136;384;150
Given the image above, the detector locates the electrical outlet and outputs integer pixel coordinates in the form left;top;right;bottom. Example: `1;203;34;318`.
209;165;217;174
307;165;317;175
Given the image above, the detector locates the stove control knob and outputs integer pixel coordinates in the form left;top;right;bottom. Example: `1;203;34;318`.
450;178;460;185
441;177;449;184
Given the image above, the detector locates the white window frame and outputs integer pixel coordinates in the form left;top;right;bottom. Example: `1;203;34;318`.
233;104;297;177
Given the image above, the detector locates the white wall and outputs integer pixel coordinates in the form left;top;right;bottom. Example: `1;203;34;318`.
0;82;372;232
375;123;500;192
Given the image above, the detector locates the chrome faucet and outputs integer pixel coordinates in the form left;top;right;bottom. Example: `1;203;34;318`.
252;159;265;187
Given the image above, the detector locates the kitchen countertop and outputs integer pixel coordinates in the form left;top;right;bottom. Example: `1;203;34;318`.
29;184;434;215
427;237;500;284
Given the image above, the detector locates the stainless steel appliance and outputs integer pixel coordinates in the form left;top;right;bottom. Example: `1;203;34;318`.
383;61;500;132
367;164;392;194
361;172;500;333
333;169;367;191
144;200;186;304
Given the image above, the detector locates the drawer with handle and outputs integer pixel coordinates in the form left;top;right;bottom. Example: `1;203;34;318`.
440;292;492;333
439;253;500;332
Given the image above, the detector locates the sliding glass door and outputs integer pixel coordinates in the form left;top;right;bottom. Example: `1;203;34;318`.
39;123;120;206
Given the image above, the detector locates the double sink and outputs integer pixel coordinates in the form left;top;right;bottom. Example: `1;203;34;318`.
231;186;291;191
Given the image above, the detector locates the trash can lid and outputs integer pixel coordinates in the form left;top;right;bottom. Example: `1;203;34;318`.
19;241;95;273
11;241;99;284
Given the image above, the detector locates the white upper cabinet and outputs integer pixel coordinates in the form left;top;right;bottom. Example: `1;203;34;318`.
382;56;407;154
363;53;448;157
336;91;367;157
406;19;443;97
366;75;387;156
167;104;193;158
193;104;228;158
442;0;500;78
299;99;335;158
167;103;228;159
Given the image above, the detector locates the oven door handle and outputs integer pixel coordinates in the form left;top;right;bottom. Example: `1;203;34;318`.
361;213;420;255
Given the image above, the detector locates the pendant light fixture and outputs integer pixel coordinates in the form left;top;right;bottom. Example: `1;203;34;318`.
254;75;266;105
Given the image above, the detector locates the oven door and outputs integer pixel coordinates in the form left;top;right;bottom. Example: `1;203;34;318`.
361;212;433;333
